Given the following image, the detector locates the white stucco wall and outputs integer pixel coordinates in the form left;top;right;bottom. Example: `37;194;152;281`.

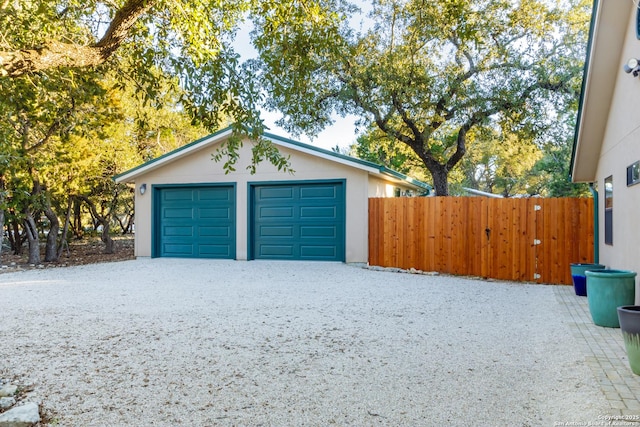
128;137;413;263
595;10;640;301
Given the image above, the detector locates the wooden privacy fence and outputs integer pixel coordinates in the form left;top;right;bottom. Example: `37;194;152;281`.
368;197;595;285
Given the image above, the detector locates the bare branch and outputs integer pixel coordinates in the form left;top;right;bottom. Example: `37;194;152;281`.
391;90;425;142
445;125;468;171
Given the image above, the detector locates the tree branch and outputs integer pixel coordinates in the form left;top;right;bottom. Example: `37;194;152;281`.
446;125;468;170
0;0;154;77
391;90;426;143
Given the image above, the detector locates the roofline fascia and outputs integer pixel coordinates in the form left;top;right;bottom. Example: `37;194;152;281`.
570;0;600;183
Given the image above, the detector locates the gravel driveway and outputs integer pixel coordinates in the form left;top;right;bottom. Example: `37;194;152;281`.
1;259;609;426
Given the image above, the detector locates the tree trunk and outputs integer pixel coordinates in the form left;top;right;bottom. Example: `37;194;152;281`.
116;213;135;234
101;221;115;254
58;198;73;259
9;219;22;255
44;203;59;262
428;165;450;196
73;198;83;239
24;209;40;265
124;213;134;234
77;195;116;254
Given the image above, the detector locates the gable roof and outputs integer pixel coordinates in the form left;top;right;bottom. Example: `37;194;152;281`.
114;126;432;192
571;0;632;182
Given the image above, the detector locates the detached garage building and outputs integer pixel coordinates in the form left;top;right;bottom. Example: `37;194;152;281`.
114;127;430;263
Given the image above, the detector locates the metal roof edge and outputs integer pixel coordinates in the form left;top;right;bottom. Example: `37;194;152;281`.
570;0;600;183
569;0;600;182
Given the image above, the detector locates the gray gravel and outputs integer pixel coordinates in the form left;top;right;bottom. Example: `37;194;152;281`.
0;258;609;426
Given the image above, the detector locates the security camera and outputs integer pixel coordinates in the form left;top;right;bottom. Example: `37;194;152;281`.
624;58;640;77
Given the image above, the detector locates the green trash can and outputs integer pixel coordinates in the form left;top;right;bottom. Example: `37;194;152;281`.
586;269;637;328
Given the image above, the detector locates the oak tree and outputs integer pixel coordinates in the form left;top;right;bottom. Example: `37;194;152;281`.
252;0;591;195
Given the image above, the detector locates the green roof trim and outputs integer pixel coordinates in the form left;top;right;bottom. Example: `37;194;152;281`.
113;125;432;192
570;0;599;181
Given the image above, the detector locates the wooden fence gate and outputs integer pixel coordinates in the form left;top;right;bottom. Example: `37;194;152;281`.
368;197;595;285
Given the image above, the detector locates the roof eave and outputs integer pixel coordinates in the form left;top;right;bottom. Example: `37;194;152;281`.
571;0;631;183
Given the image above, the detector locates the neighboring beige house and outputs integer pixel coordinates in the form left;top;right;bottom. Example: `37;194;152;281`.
572;1;640;285
115;126;430;263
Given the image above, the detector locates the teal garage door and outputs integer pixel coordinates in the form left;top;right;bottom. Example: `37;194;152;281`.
251;182;345;261
155;186;235;258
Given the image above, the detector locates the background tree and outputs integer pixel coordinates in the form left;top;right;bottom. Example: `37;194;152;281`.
350;128;423;176
452;128;543;197
0;0;344;171
0;62;206;260
252;0;591;195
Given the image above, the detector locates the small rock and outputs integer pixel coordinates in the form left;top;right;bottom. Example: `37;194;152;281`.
0;402;40;427
0;397;15;410
0;385;17;397
9;262;15;267
36;265;44;269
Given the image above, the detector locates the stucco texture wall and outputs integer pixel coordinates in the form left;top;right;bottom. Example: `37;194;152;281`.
596;10;640;302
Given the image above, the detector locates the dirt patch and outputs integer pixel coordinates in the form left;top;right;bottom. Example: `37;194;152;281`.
0;236;134;273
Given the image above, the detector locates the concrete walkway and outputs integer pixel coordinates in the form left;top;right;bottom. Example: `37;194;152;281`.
555;285;640;420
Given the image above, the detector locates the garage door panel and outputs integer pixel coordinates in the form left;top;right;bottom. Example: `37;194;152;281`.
260;206;294;218
258;187;294;200
260;226;294;237
164;208;193;219
162;244;194;256
199;188;232;201
300;186;336;199
300;225;336;238
199;207;230;219
199;226;230;237
163;190;194;201
199;245;232;257
301;246;336;258
260;245;294;257
300;206;336;219
156;186;235;259
163;226;193;237
252;182;344;261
